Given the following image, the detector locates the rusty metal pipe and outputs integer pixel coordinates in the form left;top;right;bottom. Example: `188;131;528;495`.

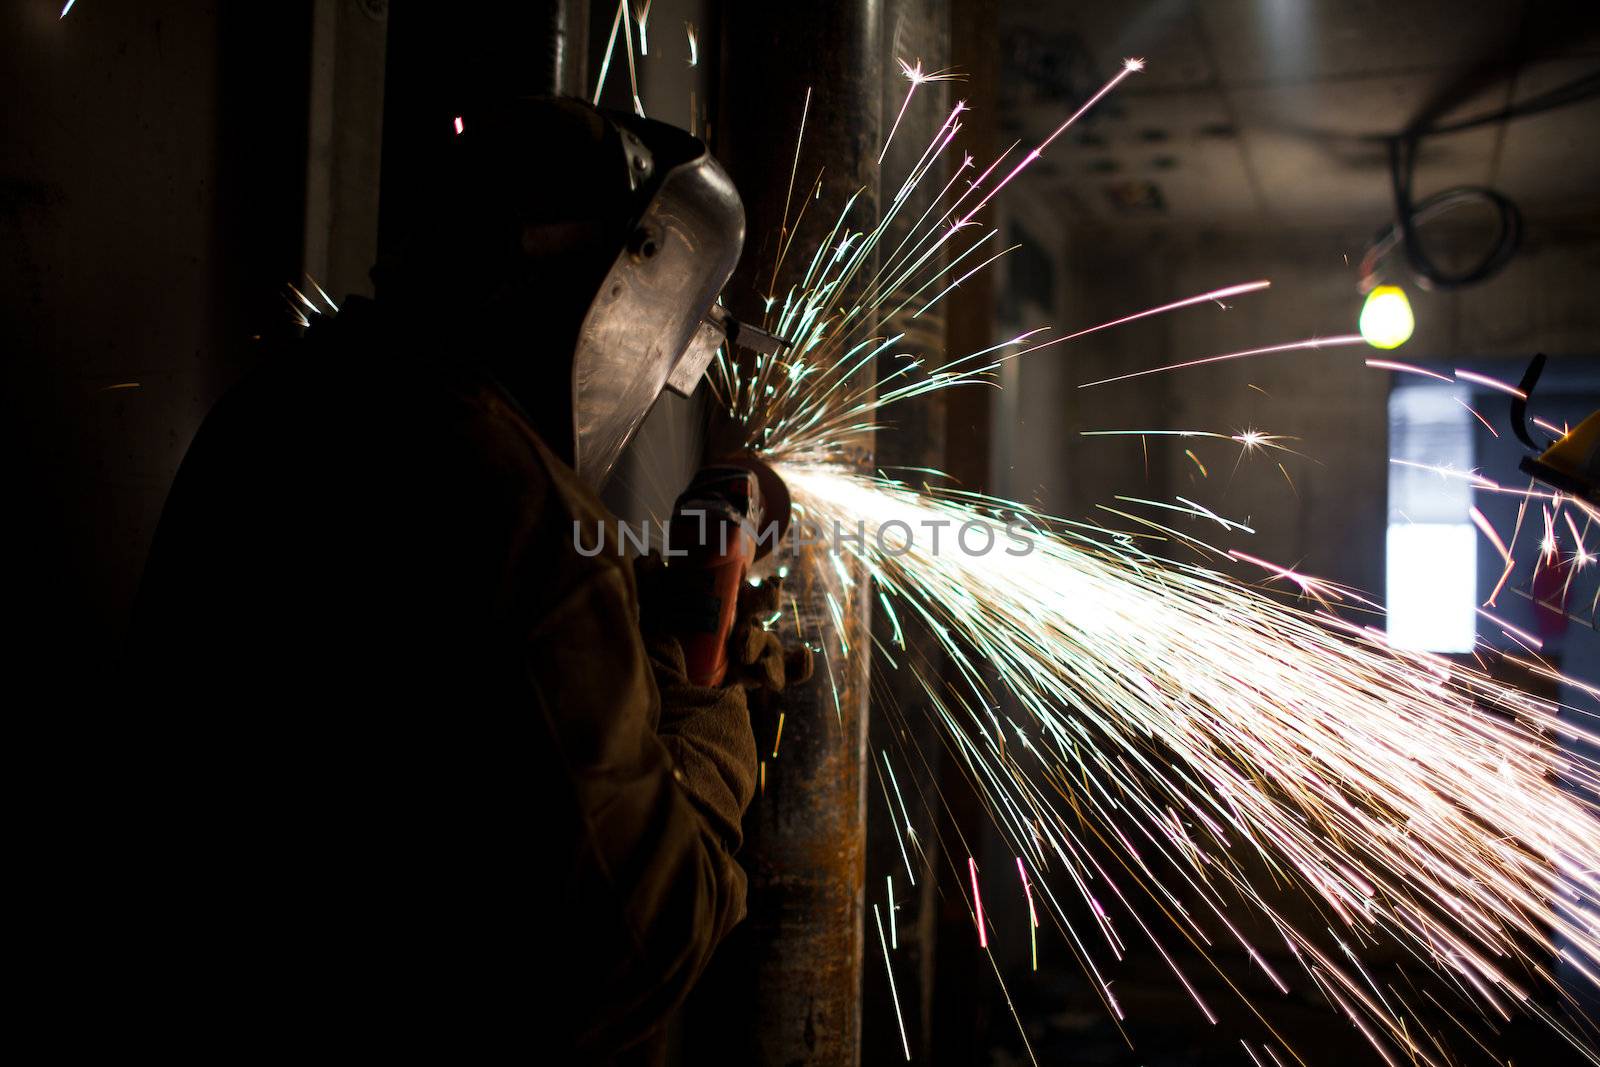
678;3;883;1063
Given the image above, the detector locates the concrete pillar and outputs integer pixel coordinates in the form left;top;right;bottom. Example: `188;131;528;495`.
2;3;314;674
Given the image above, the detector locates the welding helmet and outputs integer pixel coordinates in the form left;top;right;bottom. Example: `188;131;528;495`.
565;109;746;487
384;98;762;490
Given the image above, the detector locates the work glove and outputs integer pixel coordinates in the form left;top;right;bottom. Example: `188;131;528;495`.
726;576;814;694
639;558;812;693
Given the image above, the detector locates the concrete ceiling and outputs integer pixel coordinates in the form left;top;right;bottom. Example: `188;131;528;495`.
994;0;1600;228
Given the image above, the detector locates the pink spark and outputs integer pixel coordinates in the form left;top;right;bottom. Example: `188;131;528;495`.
1365;359;1452;383
1080;334;1366;389
1455;397;1499;438
1227;549;1376;610
1018;281;1272;357
1565;511;1593;567
1017;856;1038;927
1477;606;1543;650
1534;416;1570;438
1470;505;1513;564
453;115;464;135
1488;553;1517;607
880;63;923;165
969;856;987;948
1455;368;1527;398
1389;459;1563;501
957;59;1143;227
880;58;962;165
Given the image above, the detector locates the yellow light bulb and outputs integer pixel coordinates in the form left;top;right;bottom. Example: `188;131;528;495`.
1359;285;1415;350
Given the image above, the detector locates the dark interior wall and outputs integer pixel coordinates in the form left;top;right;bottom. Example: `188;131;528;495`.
3;2;311;680
377;1;587;283
304;0;389;304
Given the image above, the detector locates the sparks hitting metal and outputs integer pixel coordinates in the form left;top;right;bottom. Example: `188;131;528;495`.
781;462;1600;1063
695;55;1600;1065
583;14;1600;1056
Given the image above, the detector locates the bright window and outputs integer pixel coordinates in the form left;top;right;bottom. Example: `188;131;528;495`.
1386;383;1477;652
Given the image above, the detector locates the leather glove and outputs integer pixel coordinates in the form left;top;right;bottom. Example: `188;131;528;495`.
726;576;814;694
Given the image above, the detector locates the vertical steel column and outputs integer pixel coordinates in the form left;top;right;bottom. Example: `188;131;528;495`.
865;0;951;1061
691;4;882;1063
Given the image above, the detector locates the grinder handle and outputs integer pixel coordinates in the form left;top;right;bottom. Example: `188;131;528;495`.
662;468;764;687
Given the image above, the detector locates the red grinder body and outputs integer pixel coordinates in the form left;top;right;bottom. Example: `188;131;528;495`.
665;458;789;686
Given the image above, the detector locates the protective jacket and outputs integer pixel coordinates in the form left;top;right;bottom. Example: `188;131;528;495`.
125;300;756;1059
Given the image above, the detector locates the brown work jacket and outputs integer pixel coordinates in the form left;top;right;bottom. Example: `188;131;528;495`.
122;308;755;1060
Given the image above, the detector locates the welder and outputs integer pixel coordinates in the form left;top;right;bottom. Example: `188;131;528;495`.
125;99;806;1060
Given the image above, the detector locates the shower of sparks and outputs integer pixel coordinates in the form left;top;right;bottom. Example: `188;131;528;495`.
776;461;1600;1062
704;56;1600;1064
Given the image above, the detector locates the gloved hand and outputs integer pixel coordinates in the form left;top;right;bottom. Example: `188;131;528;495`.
725;576;814;693
636;461;810;690
641;465;765;687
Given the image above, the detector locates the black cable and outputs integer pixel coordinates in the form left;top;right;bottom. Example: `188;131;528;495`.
1423;70;1600;136
1387;137;1522;289
1375;69;1600;291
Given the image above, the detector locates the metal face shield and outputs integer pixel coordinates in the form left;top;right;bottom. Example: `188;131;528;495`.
569;123;745;490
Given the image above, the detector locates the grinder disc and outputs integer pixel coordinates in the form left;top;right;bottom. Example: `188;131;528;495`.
719;454;791;559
